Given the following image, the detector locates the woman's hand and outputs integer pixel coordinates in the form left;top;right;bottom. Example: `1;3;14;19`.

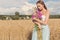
34;22;42;29
32;17;38;21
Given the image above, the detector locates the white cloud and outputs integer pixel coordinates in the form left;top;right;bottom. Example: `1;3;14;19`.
0;0;60;15
0;2;35;15
20;2;36;15
0;0;36;15
46;1;60;15
0;0;28;8
0;7;21;15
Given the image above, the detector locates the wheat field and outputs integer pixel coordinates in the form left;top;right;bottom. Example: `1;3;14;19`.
0;19;60;40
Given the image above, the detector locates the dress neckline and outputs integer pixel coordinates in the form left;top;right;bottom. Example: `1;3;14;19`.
42;15;46;17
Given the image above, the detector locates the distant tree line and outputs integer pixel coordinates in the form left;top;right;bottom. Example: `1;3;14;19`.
0;11;60;20
49;15;60;19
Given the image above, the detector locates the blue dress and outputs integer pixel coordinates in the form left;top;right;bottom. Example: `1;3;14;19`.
31;15;50;40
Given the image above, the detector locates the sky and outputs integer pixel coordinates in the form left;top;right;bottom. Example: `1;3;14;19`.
0;0;60;15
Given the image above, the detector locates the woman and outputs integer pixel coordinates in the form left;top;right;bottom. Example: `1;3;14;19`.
31;0;50;40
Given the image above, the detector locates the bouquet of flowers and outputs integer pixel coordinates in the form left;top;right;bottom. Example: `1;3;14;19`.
32;9;42;22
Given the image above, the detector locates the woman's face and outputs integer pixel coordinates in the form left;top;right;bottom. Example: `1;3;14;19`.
36;3;44;10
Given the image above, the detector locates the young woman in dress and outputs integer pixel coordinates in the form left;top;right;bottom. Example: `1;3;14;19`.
31;0;50;40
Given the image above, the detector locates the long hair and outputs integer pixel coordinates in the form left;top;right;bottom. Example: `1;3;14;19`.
36;0;47;10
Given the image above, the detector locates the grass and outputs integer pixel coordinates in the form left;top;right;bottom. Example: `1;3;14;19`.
0;19;60;40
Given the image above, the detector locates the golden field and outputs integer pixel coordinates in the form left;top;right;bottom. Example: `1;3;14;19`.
0;19;60;40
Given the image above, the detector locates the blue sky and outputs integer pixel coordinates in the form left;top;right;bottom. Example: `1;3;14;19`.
0;0;60;15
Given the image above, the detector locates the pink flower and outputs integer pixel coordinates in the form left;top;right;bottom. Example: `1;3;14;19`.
32;10;42;19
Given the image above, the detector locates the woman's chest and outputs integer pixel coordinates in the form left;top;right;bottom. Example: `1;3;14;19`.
41;15;46;21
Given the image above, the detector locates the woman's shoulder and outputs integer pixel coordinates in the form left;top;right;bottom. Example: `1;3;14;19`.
45;10;50;16
46;10;50;13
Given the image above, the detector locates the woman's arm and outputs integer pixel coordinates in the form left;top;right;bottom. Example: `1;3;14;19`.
34;22;42;29
33;10;50;25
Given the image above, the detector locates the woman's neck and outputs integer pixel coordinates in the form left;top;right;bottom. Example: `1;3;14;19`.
40;8;47;15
